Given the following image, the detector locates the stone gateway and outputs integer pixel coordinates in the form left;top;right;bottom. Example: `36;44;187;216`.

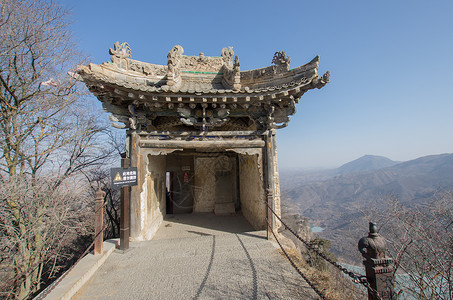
76;43;329;241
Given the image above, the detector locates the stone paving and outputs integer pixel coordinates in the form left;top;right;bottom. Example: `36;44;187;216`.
73;213;317;299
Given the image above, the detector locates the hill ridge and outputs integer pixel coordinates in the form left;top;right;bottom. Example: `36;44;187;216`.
280;153;453;263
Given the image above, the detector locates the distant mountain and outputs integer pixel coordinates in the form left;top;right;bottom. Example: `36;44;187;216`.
279;153;453;263
280;155;399;190
387;153;453;176
336;155;399;174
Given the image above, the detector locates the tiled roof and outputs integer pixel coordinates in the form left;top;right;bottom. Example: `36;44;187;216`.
76;44;329;103
78;60;321;96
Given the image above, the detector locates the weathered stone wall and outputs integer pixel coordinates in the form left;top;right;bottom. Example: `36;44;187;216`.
194;157;216;212
129;143;271;238
194;154;237;213
239;153;265;229
132;152;166;241
144;154;166;239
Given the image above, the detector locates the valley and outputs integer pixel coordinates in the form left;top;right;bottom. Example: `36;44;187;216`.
280;153;453;264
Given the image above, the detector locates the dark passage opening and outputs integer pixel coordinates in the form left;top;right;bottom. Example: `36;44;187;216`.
166;152;194;214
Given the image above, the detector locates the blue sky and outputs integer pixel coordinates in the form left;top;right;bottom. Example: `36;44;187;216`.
61;0;453;169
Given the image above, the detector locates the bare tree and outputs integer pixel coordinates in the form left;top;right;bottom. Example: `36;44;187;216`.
84;167;121;239
82;129;125;240
0;1;115;298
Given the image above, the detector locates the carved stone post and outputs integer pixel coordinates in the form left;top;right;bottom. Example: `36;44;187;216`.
120;154;130;251
94;187;105;255
358;222;395;300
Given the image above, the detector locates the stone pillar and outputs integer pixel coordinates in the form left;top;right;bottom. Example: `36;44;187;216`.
272;135;281;229
128;130;140;239
358;222;395;300
264;129;276;239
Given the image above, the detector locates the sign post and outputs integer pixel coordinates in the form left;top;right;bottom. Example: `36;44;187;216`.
111;157;137;251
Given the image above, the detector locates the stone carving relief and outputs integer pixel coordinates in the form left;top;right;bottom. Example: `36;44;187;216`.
216;155;233;171
176;103;230;130
152;116;182;130
102;102;129;129
272;97;296;129
180;53;224;73
128;61;167;77
108;114;128;129
253;98;296;130
109;42;131;69
103;101;151;130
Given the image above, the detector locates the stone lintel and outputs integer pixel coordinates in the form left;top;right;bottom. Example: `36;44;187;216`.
139;139;265;149
136;130;264;137
226;148;262;156
145;148;184;155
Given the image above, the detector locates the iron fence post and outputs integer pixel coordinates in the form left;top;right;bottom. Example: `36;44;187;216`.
358;222;395;300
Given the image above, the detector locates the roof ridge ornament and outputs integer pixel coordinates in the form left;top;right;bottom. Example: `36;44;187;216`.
109;42;131;69
222;54;241;91
312;70;330;89
272;51;291;73
221;47;234;67
166;45;184;89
